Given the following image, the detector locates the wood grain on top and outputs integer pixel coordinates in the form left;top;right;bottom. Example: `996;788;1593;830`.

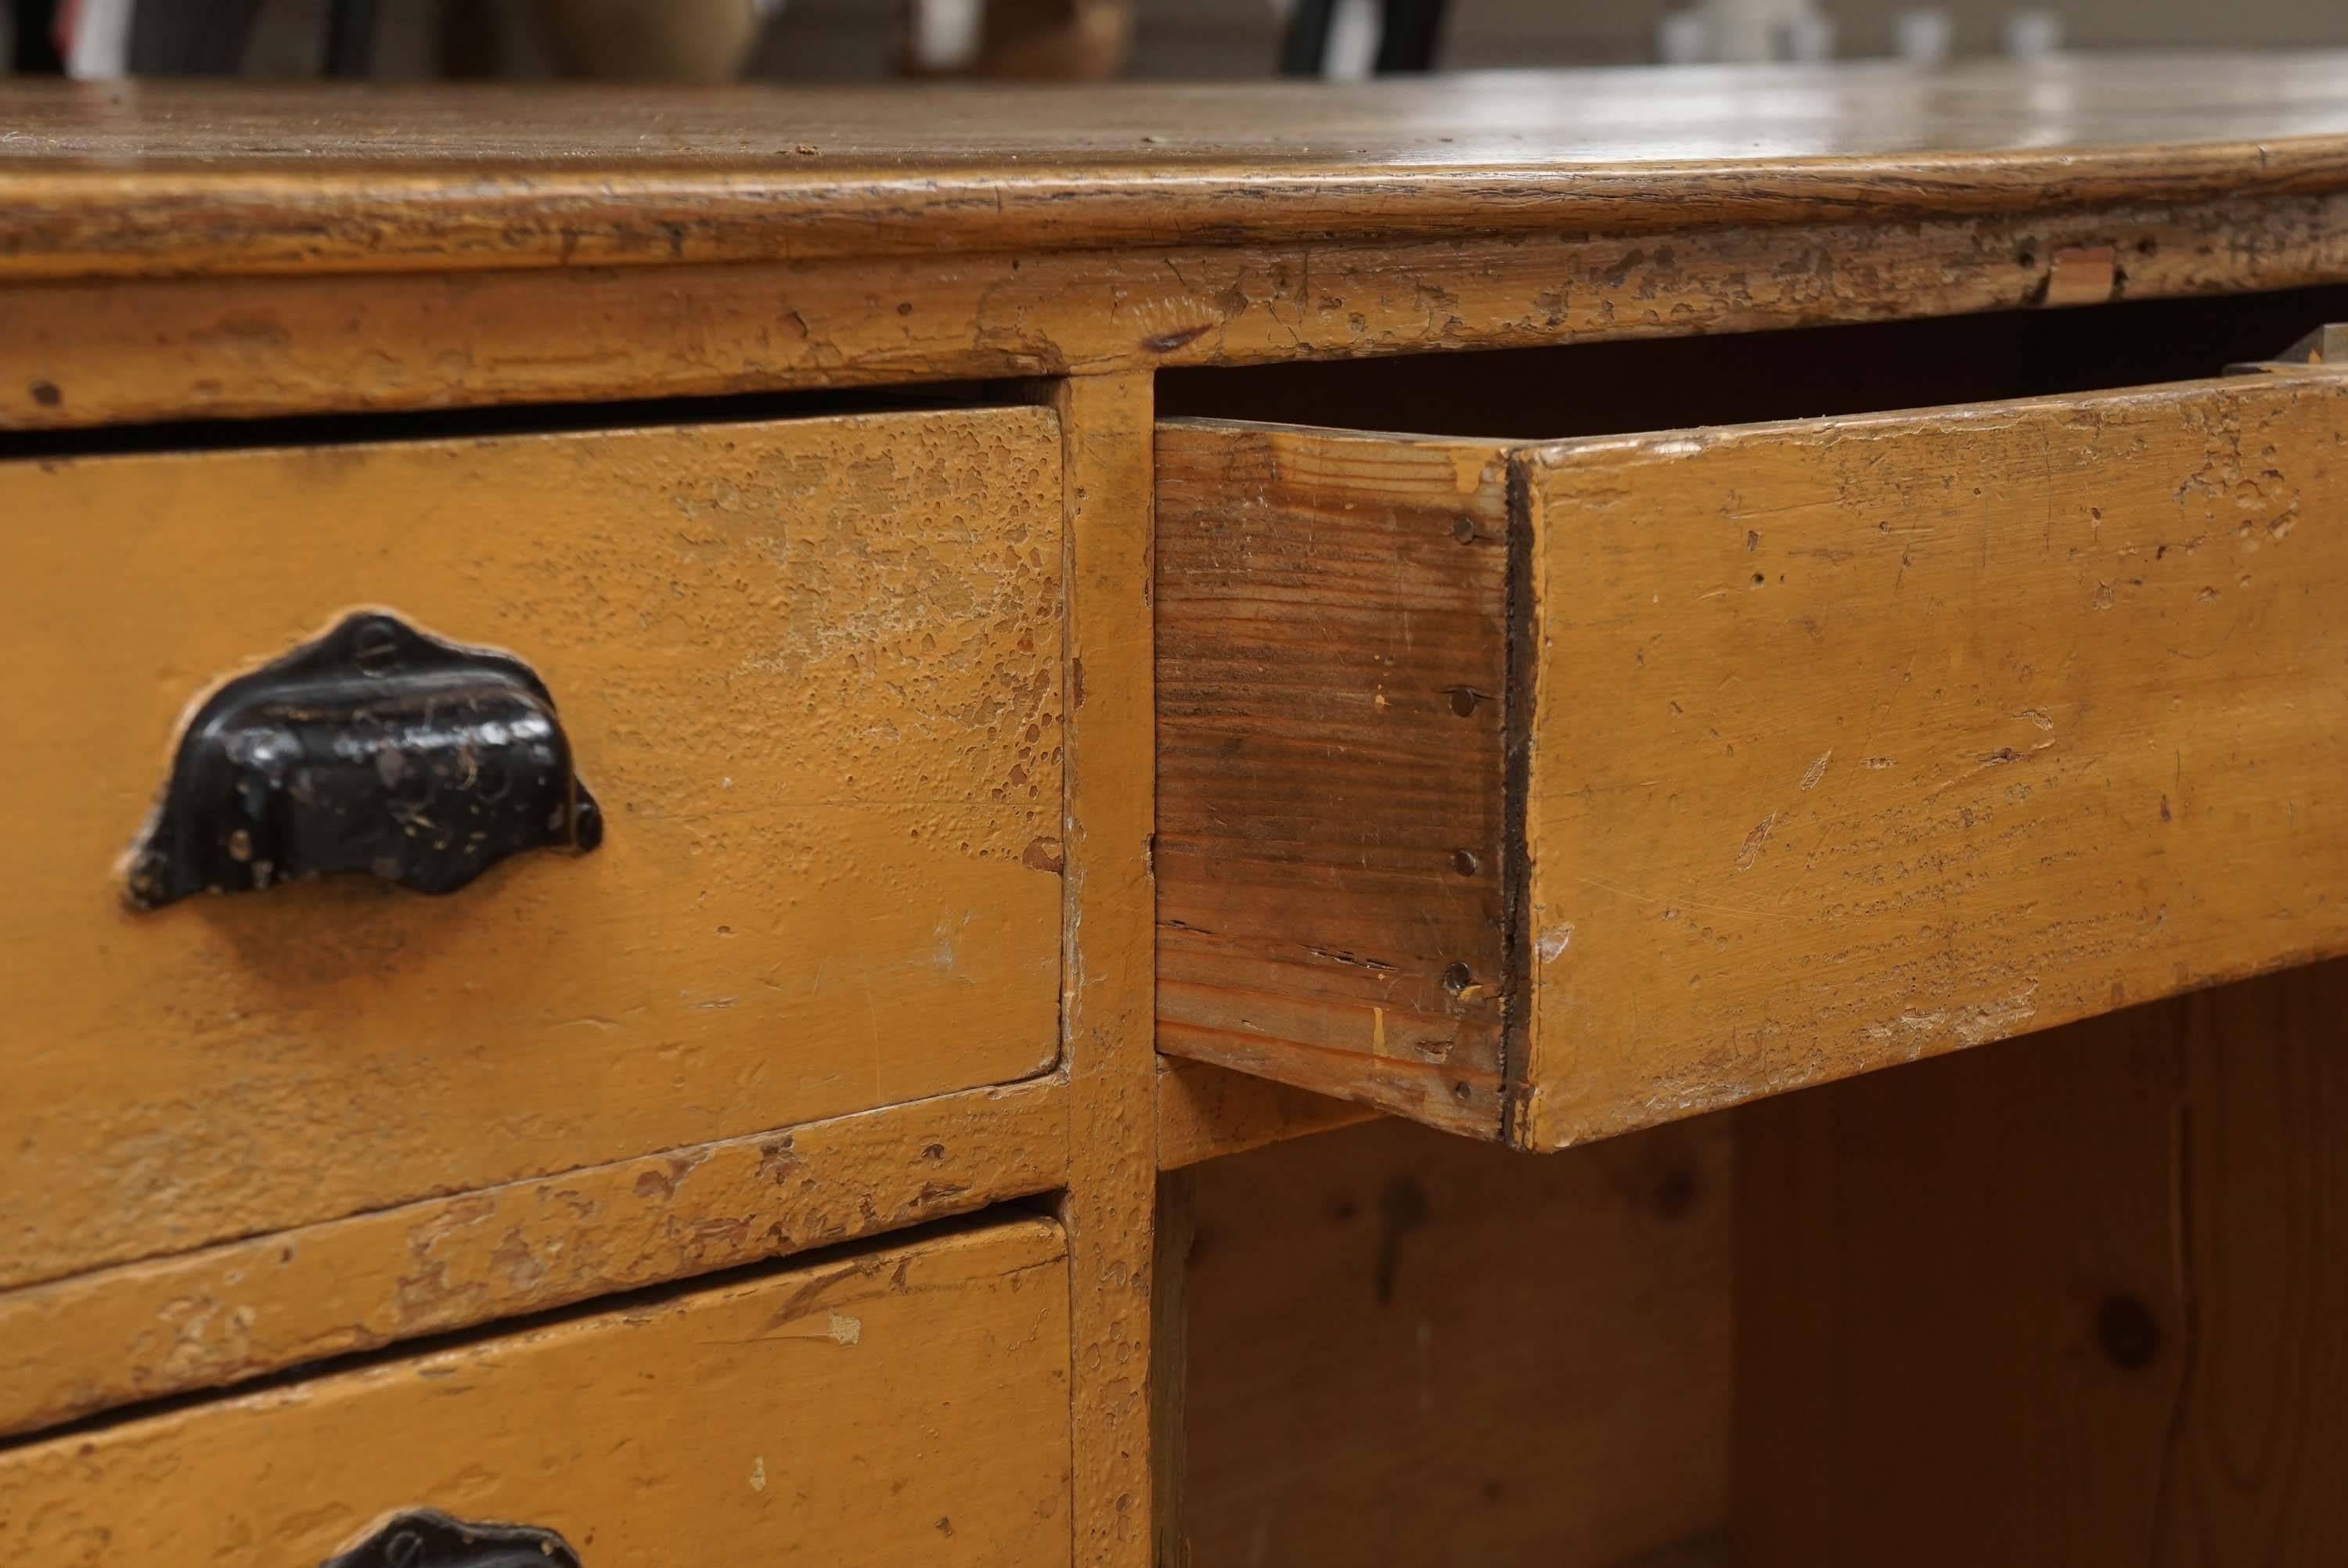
6;53;2348;275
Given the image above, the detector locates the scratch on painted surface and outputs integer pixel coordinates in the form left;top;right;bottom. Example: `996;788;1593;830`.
1798;750;1832;791
1536;923;1575;962
1863;983;2040;1056
1734;814;1777;872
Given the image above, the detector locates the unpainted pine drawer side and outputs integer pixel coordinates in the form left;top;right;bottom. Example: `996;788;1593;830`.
1155;420;1518;1138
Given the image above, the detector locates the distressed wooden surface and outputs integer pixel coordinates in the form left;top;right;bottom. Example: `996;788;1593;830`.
1;407;1063;1286
0;1217;1074;1568
1157;421;1515;1136
13;192;2348;431
1051;373;1161;1568
1518;373;2348;1145
9;59;2348;278
0;1077;1064;1440
1736;958;2348;1565
1162;373;2348;1147
1154;1056;1375;1169
1183;1114;1729;1566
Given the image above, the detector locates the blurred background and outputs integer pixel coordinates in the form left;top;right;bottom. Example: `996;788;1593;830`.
6;0;2347;83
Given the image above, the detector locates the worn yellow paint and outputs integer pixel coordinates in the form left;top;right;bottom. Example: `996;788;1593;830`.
0;1077;1067;1439
0;1217;1075;1567
0;408;1064;1287
1520;374;2348;1145
1053;372;1162;1568
9;192;2346;432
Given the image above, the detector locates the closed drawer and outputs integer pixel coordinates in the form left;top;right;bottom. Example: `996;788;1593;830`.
0;1215;1071;1566
1158;370;2348;1146
2;407;1063;1285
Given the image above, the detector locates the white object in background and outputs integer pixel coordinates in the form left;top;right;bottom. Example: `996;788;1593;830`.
1893;8;1953;63
1322;0;1380;80
2004;9;2063;58
909;0;984;71
1657;10;1709;64
62;0;134;78
1684;0;1828;64
1781;13;1836;60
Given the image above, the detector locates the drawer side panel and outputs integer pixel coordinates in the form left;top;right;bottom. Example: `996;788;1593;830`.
1156;420;1513;1137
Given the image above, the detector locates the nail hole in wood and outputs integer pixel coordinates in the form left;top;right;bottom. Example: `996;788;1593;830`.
2096;1293;2161;1370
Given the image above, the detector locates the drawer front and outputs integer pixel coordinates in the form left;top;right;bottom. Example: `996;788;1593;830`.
1158;373;2348;1146
3;408;1063;1285
0;1216;1072;1566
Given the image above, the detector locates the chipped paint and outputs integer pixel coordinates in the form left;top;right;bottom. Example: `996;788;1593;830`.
0;1221;1075;1563
2;407;1066;1293
1519;372;2348;1150
0;1079;1067;1437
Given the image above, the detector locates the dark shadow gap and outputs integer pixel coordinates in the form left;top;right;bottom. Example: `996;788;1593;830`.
1158;283;2348;440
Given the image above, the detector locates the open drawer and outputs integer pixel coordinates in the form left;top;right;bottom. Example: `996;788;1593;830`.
1157;352;2348;1147
0;1215;1072;1566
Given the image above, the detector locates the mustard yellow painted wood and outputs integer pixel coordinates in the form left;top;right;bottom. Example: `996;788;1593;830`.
6;192;2343;432
1053;372;1165;1568
0;1077;1067;1440
1516;373;2348;1145
0;408;1063;1287
0;1216;1074;1568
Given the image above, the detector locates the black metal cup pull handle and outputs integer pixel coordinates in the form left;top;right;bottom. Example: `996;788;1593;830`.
124;610;603;910
321;1509;583;1568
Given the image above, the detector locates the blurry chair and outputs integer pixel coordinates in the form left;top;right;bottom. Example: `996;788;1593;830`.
530;0;776;81
1279;0;1448;75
